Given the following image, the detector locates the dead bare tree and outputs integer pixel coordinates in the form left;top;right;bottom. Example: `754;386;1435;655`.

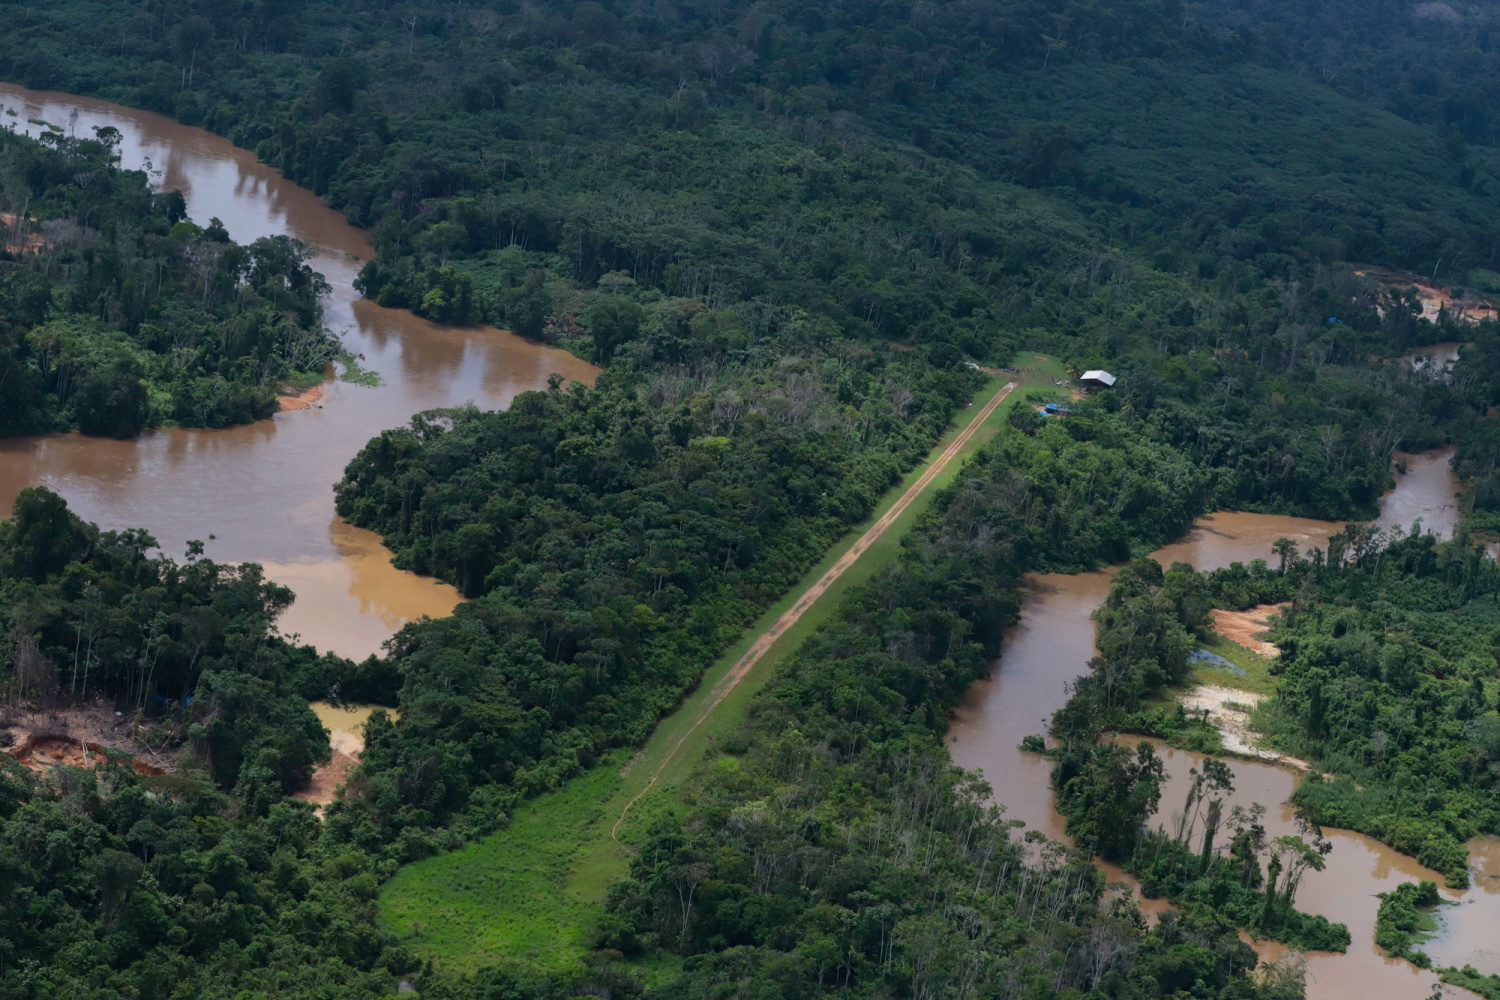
696;38;755;86
402;11;419;54
668;862;711;947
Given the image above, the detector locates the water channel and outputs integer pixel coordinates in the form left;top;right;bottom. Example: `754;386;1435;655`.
0;84;596;660
949;447;1500;998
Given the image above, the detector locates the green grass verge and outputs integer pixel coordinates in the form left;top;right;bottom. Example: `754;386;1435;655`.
377;356;1059;972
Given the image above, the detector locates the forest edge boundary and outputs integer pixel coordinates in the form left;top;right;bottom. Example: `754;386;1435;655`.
610;380;1021;842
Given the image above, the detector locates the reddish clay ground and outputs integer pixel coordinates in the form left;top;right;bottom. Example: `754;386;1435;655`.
4;729;165;775
1209;604;1285;658
278;385;325;411
293;749;361;810
1356;266;1499;325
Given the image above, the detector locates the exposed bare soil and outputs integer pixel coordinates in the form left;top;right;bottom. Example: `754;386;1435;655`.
293;749;360;810
294;702;398;812
278;384;325;411
1356;265;1499;325
1209;604;1285;657
1181;684;1308;771
2;704;173;776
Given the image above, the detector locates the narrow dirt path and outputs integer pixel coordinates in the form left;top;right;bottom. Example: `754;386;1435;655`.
611;381;1019;841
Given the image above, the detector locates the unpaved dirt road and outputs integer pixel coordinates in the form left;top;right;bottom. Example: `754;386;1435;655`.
612;381;1020;840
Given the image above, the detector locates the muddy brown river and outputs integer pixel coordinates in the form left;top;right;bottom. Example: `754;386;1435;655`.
0;84;596;660
949;446;1500;997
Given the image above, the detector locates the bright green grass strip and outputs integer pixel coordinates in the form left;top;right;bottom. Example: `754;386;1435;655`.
377;756;626;971
377;356;1056;972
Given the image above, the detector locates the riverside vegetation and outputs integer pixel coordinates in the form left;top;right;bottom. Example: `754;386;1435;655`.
584;402;1314;998
0;125;337;436
1046;525;1500;963
3;0;1500;998
0;391;1324;999
6;0;1500;371
1374;880;1500;998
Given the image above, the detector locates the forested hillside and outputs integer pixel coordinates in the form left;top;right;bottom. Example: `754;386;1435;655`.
326;351;976;844
0;126;336;436
6;0;1498;360
0;471;1305;1000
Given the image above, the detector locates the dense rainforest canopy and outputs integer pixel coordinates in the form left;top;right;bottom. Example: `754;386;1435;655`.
0;449;1315;1000
5;0;1500;363
4;0;1500;998
0;126;336;436
326;350;977;843
592;400;1317;998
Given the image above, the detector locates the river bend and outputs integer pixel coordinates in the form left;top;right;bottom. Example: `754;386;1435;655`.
0;84;596;660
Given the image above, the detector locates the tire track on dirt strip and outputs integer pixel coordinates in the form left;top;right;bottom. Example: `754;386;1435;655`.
611;381;1019;841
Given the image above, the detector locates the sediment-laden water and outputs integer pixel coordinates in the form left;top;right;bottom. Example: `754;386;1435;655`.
0;84;596;660
949;445;1499;999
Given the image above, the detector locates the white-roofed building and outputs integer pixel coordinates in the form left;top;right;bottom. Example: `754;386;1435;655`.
1080;370;1116;388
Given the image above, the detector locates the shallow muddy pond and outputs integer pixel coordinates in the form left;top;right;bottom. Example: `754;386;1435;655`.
0;84;595;660
948;446;1494;998
308;700;400;757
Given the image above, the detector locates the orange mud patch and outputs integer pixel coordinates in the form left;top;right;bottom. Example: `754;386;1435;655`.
294;748;360;811
279;384;325;411
293;702;397;814
1209;604;1285;658
1;212;46;254
3;730;166;776
1356;265;1500;325
1033;354;1050;360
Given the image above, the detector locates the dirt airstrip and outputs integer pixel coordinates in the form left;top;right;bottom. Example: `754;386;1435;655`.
611;380;1021;841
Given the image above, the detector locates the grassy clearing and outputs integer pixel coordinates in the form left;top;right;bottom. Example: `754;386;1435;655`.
377;756;626;971
1190;633;1277;696
376;357;1058;972
1138;634;1277;723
